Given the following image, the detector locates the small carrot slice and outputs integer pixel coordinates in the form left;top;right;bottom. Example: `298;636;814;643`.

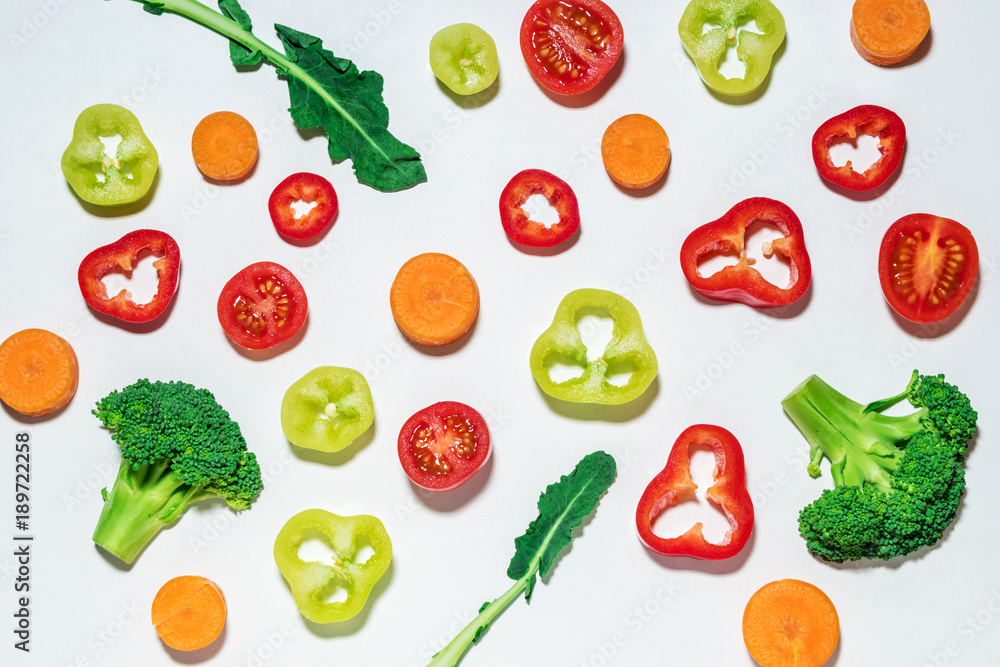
743;579;840;667
390;253;480;347
191;111;259;181
600;114;671;190
851;0;930;66
0;329;79;417
151;575;227;652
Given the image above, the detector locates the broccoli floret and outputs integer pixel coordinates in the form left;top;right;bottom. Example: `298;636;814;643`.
782;371;976;563
91;379;263;564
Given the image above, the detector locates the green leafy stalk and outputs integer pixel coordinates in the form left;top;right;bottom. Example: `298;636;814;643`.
427;451;617;667
133;0;426;192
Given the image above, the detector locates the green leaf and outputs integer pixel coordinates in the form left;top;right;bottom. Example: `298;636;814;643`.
218;0;262;65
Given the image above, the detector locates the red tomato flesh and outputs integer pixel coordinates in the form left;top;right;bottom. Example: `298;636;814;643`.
398;402;491;491
499;169;580;248
268;172;338;240
217;261;308;350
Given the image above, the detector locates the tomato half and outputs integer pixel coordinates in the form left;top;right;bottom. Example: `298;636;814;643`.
268;172;338;241
398;402;491;491
519;0;624;95
878;214;979;324
217;261;308;350
500;169;580;248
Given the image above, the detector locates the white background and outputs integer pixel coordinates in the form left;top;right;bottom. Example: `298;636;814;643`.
2;1;999;665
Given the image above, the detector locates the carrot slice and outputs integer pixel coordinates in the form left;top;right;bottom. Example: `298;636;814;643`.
151;575;227;652
851;0;930;66
743;579;840;667
191;111;259;181
390;253;480;347
0;329;78;417
600;114;671;190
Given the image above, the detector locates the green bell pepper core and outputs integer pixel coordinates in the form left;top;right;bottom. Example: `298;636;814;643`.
273;509;392;624
678;0;785;96
530;289;658;405
280;367;374;453
61;104;158;206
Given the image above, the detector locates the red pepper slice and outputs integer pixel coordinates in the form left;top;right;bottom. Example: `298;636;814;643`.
812;105;905;192
499;169;580;248
636;424;754;560
268;172;338;241
680;197;811;308
78;229;180;323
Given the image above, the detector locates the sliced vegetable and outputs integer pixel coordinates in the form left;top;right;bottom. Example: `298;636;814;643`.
269;172;338;240
742;579;840;667
519;0;624;95
390;253;479;347
191;110;258;181
281;367;374;452
78;229;181;323
878;214;978;323
0;329;79;417
217;261;308;350
851;0;930;66
61;103;158;206
429;23;499;95
636;424;753;560
151;575;227;651
398;402;491;491
812;105;905;192
680;197;811;307
273;509;392;623
499;169;580;248
600;114;671;189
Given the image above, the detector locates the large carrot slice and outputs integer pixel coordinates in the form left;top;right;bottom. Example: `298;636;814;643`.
0;329;78;417
742;579;840;667
851;0;930;66
151;575;227;652
390;253;480;347
191;111;259;180
600;114;671;190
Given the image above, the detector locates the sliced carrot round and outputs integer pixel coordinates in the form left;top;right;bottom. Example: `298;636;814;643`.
0;329;78;417
151;575;227;652
851;0;930;66
600;114;671;190
191;111;259;181
390;253;480;347
743;579;840;667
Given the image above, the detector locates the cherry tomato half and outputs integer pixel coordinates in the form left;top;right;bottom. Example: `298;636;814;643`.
398;402;491;491
217;261;308;350
878;214;979;324
499;169;580;248
519;0;624;95
268;172;338;241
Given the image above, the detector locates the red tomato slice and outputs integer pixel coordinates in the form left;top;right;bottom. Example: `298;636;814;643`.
519;0;624;95
398;402;491;491
878;214;979;324
217;261;308;350
268;172;338;241
499;169;580;248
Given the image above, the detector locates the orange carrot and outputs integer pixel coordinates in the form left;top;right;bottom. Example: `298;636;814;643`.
390;253;480;347
151;575;227;652
0;329;78;417
191;111;259;181
742;579;840;667
600;114;671;190
851;0;930;66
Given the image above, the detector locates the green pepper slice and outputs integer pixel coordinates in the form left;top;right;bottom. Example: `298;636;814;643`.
61;104;158;206
530;289;658;405
273;509;392;624
678;0;785;96
280;367;374;452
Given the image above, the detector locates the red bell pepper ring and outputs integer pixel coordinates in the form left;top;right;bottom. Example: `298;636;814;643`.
268;172;338;241
499;169;580;248
680;197;811;308
812;104;905;192
636;424;754;560
78;229;180;323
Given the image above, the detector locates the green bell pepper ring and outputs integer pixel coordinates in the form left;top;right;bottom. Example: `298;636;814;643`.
61;104;158;206
273;509;392;624
678;0;785;96
280;367;374;453
530;288;658;405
